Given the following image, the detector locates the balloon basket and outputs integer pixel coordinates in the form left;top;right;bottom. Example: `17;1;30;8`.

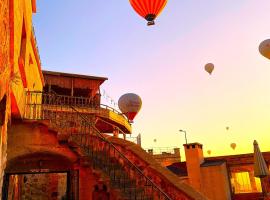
147;21;155;26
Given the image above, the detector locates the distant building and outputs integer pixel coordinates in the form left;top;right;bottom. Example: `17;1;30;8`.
146;147;181;167
166;142;270;200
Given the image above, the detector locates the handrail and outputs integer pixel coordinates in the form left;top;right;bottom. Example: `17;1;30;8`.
95;116;126;134
70;106;172;200
23;91;173;199
100;104;123;116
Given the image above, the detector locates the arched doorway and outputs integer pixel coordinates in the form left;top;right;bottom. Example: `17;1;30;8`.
2;152;79;200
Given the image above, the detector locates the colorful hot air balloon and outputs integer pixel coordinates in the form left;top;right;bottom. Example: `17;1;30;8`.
205;63;214;75
118;93;142;122
230;143;236;150
207;150;211;155
259;39;270;60
129;0;168;26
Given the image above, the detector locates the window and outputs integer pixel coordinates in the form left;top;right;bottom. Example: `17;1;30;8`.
231;172;262;193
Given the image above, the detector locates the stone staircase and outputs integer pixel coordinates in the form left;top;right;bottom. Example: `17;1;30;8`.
70;135;155;200
24;93;172;199
23;91;209;200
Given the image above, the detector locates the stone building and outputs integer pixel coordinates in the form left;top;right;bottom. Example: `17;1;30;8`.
167;142;270;200
146;147;181;167
0;0;43;196
0;1;208;199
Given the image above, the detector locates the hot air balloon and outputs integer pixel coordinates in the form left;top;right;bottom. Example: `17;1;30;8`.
129;0;168;26
230;143;236;150
259;39;270;60
226;126;229;131
153;139;157;143
205;63;214;75
118;93;142;122
207;150;211;155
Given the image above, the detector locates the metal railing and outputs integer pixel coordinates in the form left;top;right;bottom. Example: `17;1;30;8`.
145;147;179;155
24;91;127;120
23;91;172;200
100;104;123;116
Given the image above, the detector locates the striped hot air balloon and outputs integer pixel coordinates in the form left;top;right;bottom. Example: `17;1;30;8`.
129;0;168;26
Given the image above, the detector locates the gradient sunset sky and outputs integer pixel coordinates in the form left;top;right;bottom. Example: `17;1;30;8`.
33;0;270;159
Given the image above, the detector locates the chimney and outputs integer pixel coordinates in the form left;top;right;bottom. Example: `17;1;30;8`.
184;142;204;191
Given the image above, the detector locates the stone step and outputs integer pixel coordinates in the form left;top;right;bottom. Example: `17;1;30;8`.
65;135;157;200
122;187;153;200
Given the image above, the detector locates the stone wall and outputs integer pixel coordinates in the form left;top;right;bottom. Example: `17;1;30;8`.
0;0;10;197
200;163;231;200
8;173;67;200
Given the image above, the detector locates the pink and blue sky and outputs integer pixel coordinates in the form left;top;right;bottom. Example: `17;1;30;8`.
33;0;270;159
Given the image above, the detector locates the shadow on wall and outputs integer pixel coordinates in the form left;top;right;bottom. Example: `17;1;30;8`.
92;184;110;200
0;95;7;126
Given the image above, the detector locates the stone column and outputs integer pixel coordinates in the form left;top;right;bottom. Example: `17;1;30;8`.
78;164;96;200
231;172;237;194
0;0;10;196
113;127;119;138
249;171;258;192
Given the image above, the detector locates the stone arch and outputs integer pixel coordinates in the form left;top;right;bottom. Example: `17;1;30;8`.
7;121;78;173
6;152;75;173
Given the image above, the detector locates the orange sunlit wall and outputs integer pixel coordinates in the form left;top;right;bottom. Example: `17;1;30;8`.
10;0;43;119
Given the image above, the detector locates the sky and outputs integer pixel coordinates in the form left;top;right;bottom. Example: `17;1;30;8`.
33;0;270;159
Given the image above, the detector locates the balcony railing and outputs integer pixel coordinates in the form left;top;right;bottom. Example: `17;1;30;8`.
146;147;179;155
24;91;127;120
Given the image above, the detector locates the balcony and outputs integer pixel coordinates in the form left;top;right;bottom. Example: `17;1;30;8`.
24;91;131;134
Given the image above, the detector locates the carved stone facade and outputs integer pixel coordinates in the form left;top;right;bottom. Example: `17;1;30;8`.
0;0;10;75
0;0;10;197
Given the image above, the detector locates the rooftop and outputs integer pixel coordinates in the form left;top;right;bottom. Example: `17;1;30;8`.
167;162;188;177
42;70;108;81
200;160;225;167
